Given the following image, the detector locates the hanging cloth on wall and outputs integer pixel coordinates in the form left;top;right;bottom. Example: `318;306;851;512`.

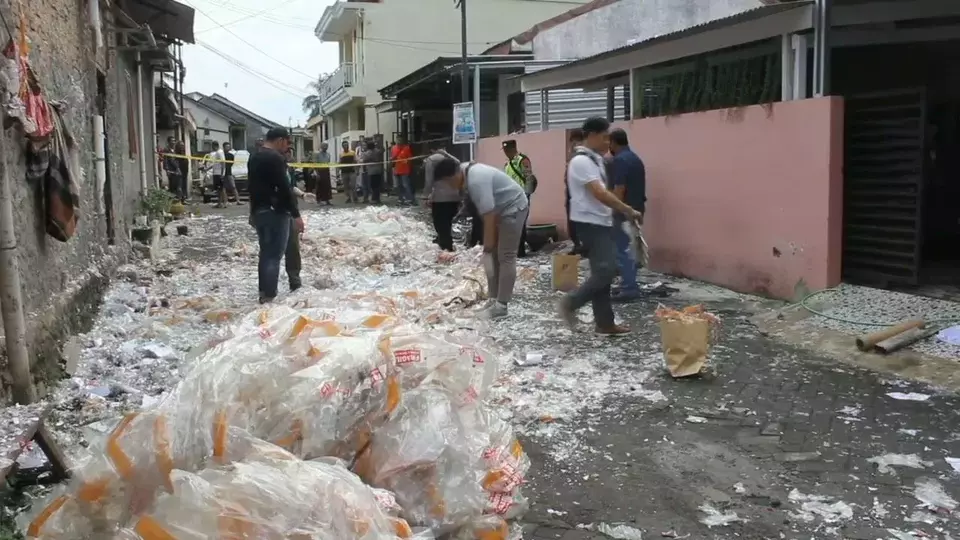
42;106;80;241
26;105;80;241
0;2;54;139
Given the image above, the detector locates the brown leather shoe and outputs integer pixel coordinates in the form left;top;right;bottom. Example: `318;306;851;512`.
596;324;630;336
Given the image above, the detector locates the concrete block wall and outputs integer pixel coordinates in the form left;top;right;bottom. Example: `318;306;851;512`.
478;98;845;301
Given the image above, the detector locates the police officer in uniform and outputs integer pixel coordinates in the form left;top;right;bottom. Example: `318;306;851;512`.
501;140;536;257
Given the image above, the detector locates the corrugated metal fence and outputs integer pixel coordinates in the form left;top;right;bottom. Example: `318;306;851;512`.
525;86;627;131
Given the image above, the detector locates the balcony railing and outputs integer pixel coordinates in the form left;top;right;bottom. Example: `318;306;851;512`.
320;63;355;101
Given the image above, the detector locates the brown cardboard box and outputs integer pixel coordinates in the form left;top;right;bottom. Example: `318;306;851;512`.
551;254;580;291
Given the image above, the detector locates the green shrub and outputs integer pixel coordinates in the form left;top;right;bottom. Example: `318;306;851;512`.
139;188;175;223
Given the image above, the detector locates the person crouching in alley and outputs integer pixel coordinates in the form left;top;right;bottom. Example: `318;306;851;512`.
433;156;529;320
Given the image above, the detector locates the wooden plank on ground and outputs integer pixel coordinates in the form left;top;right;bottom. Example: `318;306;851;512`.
34;422;70;481
0;403;49;484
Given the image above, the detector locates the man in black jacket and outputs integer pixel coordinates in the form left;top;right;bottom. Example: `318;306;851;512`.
248;127;304;303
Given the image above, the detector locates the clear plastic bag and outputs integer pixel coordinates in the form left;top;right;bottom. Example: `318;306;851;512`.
125;458;410;539
353;383;529;535
24;268;524;539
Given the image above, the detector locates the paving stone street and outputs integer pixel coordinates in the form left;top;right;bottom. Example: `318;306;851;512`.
506;280;960;539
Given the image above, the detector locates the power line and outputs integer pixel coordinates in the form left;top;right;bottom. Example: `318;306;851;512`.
360;37;471;54
181;0;317;81
197;40;306;91
202;44;307;99
194;0;304;34
197;41;309;98
194;1;500;47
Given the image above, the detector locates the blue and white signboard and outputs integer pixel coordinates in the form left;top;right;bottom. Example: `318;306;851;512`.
452;101;477;145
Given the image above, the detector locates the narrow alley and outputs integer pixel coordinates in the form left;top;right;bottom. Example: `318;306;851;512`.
5;0;960;538
4;205;960;540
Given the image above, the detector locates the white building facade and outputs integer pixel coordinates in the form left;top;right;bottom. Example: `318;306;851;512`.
182;94;233;153
314;0;589;147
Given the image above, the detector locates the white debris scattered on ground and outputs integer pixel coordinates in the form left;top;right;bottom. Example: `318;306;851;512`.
887;392;932;402
480;263;669;465
0;402;47;472
4;207;680;537
905;510;942;524
838;405;861;416
698;503;742;527
685;416;708;424
871;497;888;518
914;477;959;511
596;522;645;539
938;325;960;346
787;489;855;523
868;453;933;474
887;529;926;540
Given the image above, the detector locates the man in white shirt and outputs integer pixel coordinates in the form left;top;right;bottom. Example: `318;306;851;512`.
559;117;643;335
207;141;227;208
434;157;529;320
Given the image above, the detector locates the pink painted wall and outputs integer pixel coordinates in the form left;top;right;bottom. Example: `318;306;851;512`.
477;129;571;227
477;97;844;300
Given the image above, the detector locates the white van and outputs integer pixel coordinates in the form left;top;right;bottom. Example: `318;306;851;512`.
202;150;250;202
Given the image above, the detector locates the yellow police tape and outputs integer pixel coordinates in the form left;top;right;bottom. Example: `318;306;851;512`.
158;151;430;170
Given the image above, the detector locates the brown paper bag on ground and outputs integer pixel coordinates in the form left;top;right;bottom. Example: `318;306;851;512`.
659;318;710;378
656;305;720;378
552;254;580;291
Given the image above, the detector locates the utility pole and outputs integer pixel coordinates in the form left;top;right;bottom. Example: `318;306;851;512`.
458;0;468;103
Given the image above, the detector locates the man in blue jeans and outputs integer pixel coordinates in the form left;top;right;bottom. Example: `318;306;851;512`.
248;127;304;304
608;128;646;302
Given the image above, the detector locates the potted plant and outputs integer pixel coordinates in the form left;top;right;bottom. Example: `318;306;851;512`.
169;201;186;218
134;188;175;243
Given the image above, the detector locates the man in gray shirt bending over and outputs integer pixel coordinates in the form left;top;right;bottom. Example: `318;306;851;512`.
433;157;529;319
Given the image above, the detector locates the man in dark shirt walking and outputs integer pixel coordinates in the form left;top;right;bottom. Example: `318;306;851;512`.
248;127;304;304
608;128;646;302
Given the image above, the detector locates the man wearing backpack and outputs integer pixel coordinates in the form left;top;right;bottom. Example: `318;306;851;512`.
558;117;643;335
502;140;536;257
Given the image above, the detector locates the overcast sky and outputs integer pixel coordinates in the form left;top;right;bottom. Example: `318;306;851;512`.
180;0;338;127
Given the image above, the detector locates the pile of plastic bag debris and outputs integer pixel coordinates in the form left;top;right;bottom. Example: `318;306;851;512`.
21;208;527;539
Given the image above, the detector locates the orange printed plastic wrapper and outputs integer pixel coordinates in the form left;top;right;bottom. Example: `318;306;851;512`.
20;282;525;539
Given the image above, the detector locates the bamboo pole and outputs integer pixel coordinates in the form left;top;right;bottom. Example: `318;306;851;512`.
875;326;942;355
0;127;36;403
855;319;924;352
